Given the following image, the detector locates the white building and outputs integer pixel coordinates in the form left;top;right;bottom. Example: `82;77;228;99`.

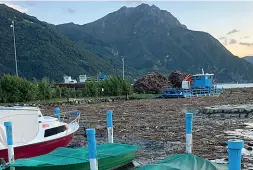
79;75;87;83
63;76;71;83
63;75;77;84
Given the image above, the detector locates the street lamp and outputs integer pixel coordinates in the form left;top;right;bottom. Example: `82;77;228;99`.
10;20;18;77
122;57;125;80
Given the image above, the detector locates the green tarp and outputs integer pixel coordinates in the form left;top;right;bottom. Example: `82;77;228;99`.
6;143;139;170
138;154;228;170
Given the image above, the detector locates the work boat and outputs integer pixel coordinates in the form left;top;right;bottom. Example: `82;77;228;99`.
0;106;80;162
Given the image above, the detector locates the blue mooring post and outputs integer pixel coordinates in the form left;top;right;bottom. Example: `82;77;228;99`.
106;110;113;143
228;139;244;170
86;128;98;170
54;107;60;121
185;113;193;154
4;122;15;163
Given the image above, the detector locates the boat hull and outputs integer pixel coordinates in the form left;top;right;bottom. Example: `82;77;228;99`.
0;133;73;162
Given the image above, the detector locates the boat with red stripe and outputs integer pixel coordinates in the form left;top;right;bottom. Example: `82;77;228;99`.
0;106;80;162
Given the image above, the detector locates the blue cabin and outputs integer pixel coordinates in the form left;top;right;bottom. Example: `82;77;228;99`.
191;73;214;88
98;73;106;81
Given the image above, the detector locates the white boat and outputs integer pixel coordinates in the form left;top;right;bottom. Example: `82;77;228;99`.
0;106;80;161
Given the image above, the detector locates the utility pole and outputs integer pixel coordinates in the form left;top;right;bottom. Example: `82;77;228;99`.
122;57;125;80
10;20;18;77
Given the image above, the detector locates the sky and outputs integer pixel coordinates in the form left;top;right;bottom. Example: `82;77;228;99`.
1;1;253;57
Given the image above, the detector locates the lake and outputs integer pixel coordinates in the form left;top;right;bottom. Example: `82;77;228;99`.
216;83;253;89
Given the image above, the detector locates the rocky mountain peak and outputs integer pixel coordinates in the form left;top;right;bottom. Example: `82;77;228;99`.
116;3;186;29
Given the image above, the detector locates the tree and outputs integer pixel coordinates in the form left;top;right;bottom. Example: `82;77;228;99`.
122;79;132;100
38;77;52;100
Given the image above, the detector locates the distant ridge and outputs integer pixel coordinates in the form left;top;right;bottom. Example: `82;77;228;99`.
57;3;253;82
243;56;253;64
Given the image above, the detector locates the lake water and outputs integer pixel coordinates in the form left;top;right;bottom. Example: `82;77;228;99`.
216;83;253;89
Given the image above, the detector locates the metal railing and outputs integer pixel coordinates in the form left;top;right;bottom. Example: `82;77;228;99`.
61;110;80;125
162;87;221;97
50;110;81;126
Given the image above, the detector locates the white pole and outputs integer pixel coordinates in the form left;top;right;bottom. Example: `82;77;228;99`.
185;113;193;154
4;122;15;170
106;110;113;143
10;21;18;77
86;128;98;170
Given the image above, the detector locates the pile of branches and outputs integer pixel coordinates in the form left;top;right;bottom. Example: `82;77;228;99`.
168;71;187;88
133;72;171;93
134;71;188;93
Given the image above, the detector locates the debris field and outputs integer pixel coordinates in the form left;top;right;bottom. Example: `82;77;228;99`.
43;88;253;169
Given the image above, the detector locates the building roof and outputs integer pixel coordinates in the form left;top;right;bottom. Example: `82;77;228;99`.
193;73;214;76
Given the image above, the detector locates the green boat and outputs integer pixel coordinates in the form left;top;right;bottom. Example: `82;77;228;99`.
2;143;139;170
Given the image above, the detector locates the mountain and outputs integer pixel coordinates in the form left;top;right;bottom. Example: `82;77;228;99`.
57;3;253;83
1;4;253;83
243;56;253;64
56;22;138;77
0;4;120;81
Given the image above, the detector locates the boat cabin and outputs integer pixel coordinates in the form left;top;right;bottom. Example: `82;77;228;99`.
0;106;67;149
191;73;214;88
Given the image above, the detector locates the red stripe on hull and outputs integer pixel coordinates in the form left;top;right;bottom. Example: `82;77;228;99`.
0;134;73;162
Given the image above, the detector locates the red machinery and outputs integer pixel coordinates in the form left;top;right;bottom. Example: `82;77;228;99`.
183;74;193;87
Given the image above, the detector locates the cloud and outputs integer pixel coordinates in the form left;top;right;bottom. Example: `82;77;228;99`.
219;37;238;46
222;39;228;46
66;8;75;14
244;36;250;39
62;8;75;14
125;1;144;5
1;2;28;13
227;29;239;35
219;37;226;40
218;37;227;46
239;42;253;47
229;39;237;45
24;1;36;6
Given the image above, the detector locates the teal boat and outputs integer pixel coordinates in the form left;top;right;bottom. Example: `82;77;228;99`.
2;143;139;170
138;154;228;170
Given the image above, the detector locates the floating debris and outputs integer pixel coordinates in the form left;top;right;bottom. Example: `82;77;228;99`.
40;88;253;169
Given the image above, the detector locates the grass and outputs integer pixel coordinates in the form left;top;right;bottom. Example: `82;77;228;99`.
128;93;160;100
0;93;160;106
0;98;68;105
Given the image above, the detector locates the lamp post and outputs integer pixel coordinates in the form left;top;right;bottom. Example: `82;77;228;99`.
10;20;18;77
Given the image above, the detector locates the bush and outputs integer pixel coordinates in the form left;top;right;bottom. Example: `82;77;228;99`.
0;75;133;103
82;80;99;97
0;74;38;102
100;76;132;96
